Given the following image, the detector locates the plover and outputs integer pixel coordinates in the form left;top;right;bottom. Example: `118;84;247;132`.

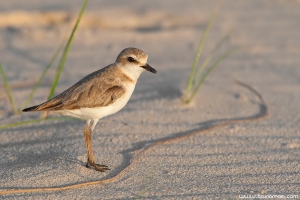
23;47;157;172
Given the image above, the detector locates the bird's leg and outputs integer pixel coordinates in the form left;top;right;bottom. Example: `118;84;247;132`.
84;120;94;167
84;119;110;172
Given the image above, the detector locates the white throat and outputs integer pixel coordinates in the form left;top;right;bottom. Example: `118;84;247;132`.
117;63;144;81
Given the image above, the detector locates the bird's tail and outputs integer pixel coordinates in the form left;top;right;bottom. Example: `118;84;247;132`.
22;105;39;112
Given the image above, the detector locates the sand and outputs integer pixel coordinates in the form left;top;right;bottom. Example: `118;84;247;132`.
0;0;299;199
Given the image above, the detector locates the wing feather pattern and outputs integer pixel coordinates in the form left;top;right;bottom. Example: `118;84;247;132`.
25;65;128;111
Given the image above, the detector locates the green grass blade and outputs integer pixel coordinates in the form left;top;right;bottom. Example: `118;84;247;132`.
193;28;235;82
21;40;65;109
212;28;235;56
0;117;70;130
183;9;218;103
47;0;88;100
0;63;19;114
186;47;240;103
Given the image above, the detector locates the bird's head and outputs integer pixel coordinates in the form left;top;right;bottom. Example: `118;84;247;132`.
116;47;157;79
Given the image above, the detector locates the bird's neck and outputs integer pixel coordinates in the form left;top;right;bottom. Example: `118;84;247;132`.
117;64;143;82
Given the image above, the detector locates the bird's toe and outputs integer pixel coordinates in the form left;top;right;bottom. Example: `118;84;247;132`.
94;164;110;172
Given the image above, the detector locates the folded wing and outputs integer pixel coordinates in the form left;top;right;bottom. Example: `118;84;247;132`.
23;67;126;112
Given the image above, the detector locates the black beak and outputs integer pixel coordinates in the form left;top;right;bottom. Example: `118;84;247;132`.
141;63;157;74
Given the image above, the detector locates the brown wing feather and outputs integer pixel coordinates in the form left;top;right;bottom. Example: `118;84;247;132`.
33;65;128;111
62;83;125;110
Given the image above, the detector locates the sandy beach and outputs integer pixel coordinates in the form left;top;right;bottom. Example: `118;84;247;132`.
0;0;299;199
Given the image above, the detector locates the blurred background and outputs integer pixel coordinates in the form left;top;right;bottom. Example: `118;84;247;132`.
0;1;300;198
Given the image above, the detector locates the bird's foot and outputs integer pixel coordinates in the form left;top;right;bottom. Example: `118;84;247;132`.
86;161;110;172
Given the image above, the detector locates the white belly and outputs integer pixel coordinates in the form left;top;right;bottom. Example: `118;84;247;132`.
56;84;135;120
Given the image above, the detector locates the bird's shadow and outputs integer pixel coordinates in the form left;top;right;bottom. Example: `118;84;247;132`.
101;102;268;181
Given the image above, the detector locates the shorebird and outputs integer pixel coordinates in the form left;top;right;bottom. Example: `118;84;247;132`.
23;47;157;172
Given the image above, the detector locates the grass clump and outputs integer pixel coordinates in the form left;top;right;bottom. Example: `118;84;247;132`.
48;0;88;100
21;40;65;110
0;0;88;129
183;5;239;104
0;63;19;114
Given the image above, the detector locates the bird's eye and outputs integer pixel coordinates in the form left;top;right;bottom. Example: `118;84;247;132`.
127;57;135;62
